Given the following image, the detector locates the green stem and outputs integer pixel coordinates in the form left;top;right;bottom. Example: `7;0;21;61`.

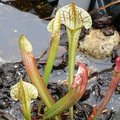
67;28;81;119
68;30;75;89
70;107;74;120
68;38;78;87
67;29;76;120
43;33;60;84
43;13;61;85
67;28;81;89
22;101;31;120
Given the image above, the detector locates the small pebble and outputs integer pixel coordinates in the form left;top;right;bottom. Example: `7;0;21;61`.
0;99;9;109
93;15;112;28
102;27;114;36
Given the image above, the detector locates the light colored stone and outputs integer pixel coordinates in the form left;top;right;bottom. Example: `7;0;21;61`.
80;28;120;59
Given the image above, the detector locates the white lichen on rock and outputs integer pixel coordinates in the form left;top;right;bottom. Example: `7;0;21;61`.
79;28;120;59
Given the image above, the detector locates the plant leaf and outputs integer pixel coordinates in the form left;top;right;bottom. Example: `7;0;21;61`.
10;79;38;101
43;12;61;84
19;35;55;107
88;57;120;120
43;62;89;119
10;79;38;120
19;35;62;120
58;3;92;30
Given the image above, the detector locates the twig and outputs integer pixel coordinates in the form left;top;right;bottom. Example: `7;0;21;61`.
89;0;120;14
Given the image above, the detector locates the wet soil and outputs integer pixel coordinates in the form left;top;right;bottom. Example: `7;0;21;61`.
0;49;119;120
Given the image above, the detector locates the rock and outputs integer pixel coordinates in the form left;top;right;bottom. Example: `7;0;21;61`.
116;82;120;94
93;15;112;28
0;99;9;109
74;102;92;119
48;0;59;7
114;13;120;32
0;78;3;87
39;46;67;68
60;32;68;47
97;71;112;87
80;28;90;40
5;0;32;12
58;0;91;10
31;0;54;18
0;111;16;120
111;45;120;62
0;4;50;62
80;90;90;102
79;28;120;59
101;27;114;36
113;109;120;120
